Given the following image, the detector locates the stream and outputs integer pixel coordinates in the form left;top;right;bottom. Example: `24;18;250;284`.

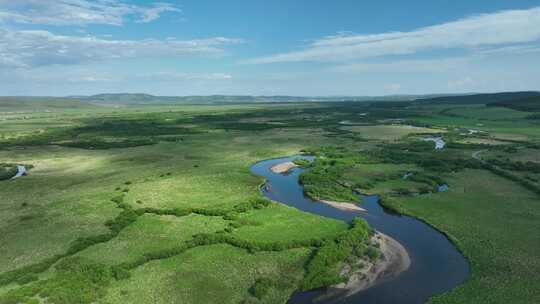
250;156;469;304
423;137;446;150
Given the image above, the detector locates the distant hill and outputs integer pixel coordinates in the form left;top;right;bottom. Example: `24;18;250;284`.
77;93;452;105
415;91;540;105
78;94;284;105
2;91;539;109
487;96;540;112
0;97;96;111
83;93;157;103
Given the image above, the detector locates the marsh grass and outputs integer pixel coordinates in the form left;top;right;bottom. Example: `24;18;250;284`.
2;100;540;303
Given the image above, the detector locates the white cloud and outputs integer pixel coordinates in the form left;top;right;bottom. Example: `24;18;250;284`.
136;72;233;81
0;29;242;68
331;57;472;73
244;7;540;64
384;84;402;93
476;44;540;56
447;77;475;90
0;65;235;85
0;65;121;82
0;0;180;26
136;2;180;23
330;43;540;74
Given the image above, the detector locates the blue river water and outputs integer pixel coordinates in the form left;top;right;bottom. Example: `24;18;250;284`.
250;156;469;304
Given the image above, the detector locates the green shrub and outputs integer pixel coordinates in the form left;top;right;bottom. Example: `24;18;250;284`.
105;209;139;234
483;164;540;196
0;163;18;180
67;233;115;255
233;198;272;213
15;274;39;285
0;255;63;287
111;266;131;280
365;247;380;261
250;278;273;299
302;218;371;290
293;158;311;167
111;194;124;205
58;138;155;150
0;257;116;304
233;217;262;227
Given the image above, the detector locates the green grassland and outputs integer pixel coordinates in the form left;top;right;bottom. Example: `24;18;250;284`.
75;214;230;266
0;163;18;180
384;169;540;304
298;143;540;304
409;103;540;140
341;125;443;141
340;163;423;195
0;103;374;304
231;204;347;242
1;98;540;303
102;245;311;304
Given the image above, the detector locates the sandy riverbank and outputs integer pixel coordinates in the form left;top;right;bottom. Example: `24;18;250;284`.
319;200;367;212
333;232;411;297
270;161;299;174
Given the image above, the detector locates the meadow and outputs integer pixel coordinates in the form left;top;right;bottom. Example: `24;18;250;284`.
1;97;539;303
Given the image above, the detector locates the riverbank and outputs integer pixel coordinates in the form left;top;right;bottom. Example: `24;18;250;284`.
381;168;540;303
319;199;367;212
270;161;298;174
334;232;411;297
256;155;469;304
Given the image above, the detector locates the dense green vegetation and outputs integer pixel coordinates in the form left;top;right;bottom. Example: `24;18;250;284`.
382;169;540;304
298;143;475;199
0;97;96;111
302;218;372;290
298;144;540;304
1;94;540;303
0;163;17;180
488;96;540;112
418;91;540;105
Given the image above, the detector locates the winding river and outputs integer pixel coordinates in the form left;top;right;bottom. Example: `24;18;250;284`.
250;156;469;304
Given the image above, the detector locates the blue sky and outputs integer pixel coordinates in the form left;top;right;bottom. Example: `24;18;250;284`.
1;0;540;96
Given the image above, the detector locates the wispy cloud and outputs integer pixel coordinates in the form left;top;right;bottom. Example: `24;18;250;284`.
28;71;121;83
136;2;180;23
2;69;233;85
331;57;471;73
476;44;540;56
447;77;475;90
0;29;242;68
329;44;540;73
136;72;233;81
383;83;402;93
0;0;181;26
244;7;540;64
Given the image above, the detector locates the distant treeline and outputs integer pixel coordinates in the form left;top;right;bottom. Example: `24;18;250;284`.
416;91;540;105
487;96;540;112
